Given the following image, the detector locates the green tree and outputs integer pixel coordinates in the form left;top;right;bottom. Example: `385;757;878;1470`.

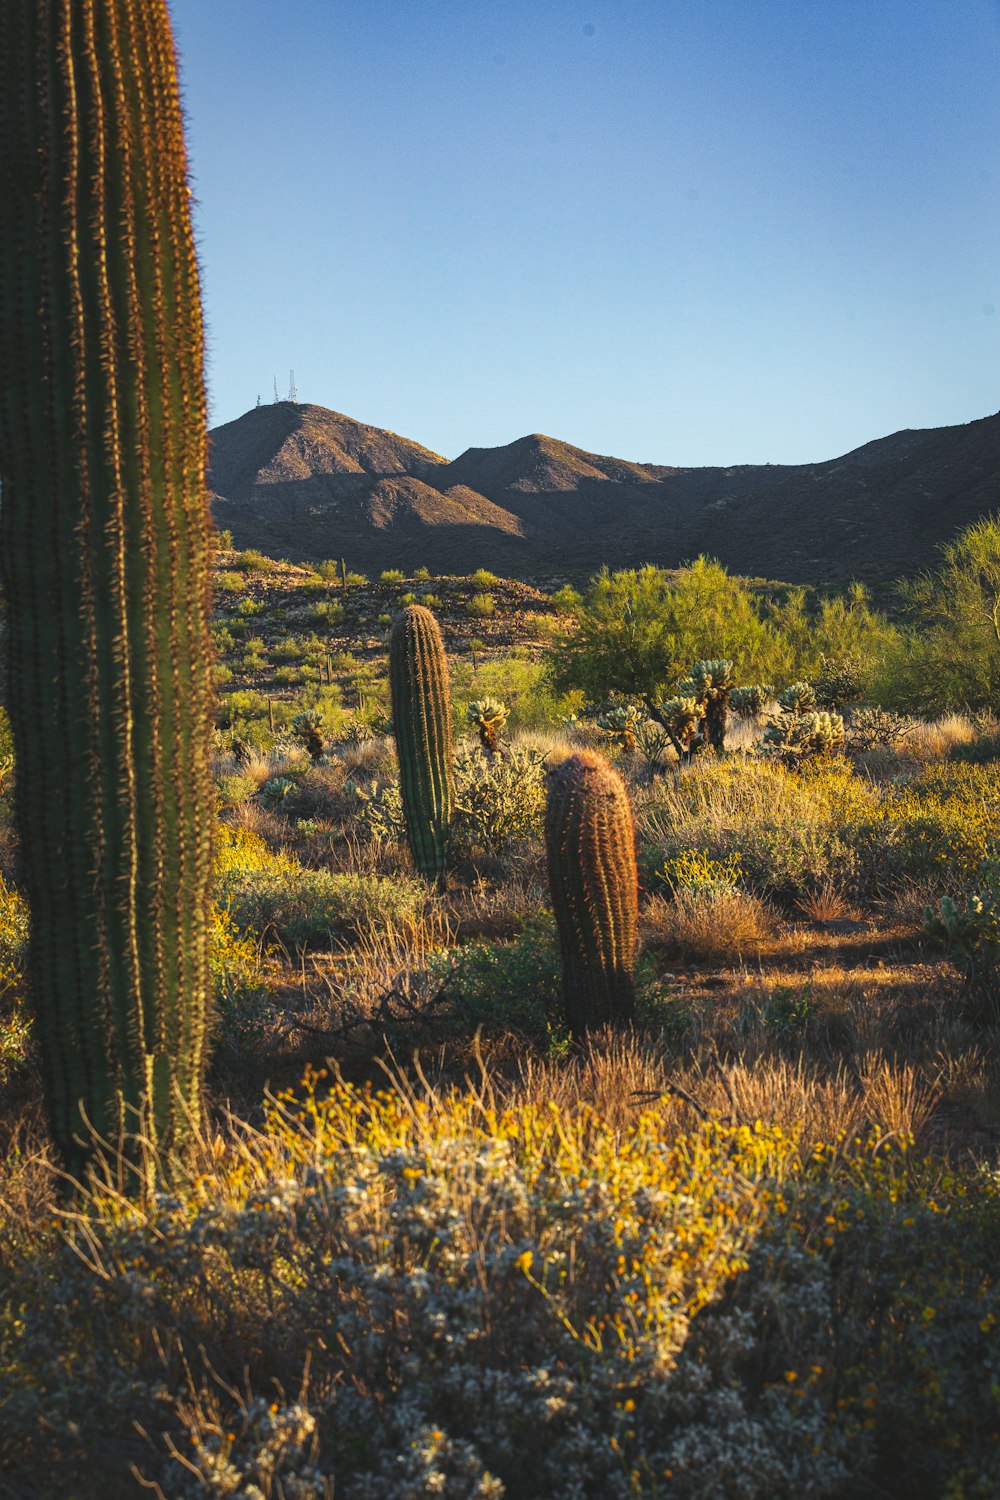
883;516;1000;713
549;558;791;709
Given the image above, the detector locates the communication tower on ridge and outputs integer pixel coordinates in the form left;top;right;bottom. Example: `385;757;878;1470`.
288;370;298;403
272;375;279;403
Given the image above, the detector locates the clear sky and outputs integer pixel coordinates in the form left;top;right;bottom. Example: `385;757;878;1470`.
169;0;1000;467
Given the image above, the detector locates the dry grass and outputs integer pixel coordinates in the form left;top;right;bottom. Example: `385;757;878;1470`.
905;712;976;762
641;886;777;963
795;880;859;922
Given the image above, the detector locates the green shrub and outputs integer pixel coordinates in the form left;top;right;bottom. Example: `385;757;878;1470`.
425;923;561;1038
551;583;583;615
471;567;498;588
466;593;495;618
234;548;270;573
216;827;424;947
380;568;406;585
215;571;245;594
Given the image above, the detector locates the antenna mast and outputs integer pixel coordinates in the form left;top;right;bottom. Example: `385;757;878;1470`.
272;375;279;403
288;369;298;403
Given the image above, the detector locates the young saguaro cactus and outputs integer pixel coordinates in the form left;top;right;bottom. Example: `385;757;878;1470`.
0;2;215;1175
389;605;454;888
545;752;638;1034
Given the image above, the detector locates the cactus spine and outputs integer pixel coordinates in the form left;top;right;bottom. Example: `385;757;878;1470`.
0;1;215;1175
544;752;638;1033
389;605;453;887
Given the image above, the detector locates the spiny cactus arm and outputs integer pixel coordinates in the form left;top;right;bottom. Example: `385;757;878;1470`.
545;752;638;1033
0;0;214;1171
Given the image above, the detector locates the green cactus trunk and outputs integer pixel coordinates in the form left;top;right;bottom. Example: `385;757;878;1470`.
545;752;638;1034
389;605;453;888
0;1;215;1176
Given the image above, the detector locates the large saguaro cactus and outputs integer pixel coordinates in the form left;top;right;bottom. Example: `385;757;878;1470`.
389;605;453;888
0;1;215;1175
545;752;638;1034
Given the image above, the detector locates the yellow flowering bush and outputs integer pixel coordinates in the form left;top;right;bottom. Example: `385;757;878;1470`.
5;1075;1000;1497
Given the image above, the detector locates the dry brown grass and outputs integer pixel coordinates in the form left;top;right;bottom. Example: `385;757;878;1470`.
905;712;976;762
795;880;859;923
641;886;777;963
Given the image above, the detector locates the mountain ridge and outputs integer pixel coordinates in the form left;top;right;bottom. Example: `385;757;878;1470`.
208;402;1000;585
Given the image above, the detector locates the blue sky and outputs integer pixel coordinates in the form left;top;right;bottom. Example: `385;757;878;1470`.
169;0;1000;466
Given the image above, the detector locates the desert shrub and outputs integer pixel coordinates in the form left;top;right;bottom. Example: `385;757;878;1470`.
467;592;495;618
379;568;405;585
215;570;245;594
237;597;264;617
215;825;424;946
948;727;1000;765
210;906;269;1009
0;875;30;1083
425;924;562;1038
274;664;321;686
639;758;862;903
414;566;431;581
470;567;498;588
550;583;583;615
451;651;572;732
233;548;270;573
216;771;258;807
660;848;743;896
644;886;776;962
8;1073;999;1499
311;599;344;627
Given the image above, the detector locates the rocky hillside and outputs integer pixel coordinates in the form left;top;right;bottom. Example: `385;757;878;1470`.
209;402;1000;585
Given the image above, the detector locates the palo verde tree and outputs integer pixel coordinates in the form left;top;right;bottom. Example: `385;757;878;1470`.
549;558;791;719
0;1;215;1178
886;515;1000;714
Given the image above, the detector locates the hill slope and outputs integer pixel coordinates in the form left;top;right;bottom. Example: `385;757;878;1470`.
209;402;1000;584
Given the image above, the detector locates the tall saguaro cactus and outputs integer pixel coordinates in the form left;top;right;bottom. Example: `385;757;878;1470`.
0;2;215;1174
545;752;638;1034
389;605;453;888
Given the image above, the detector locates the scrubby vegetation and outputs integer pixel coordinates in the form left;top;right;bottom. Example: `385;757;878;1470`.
6;535;1000;1495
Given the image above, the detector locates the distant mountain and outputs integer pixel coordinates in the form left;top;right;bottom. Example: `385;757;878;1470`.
208;401;1000;585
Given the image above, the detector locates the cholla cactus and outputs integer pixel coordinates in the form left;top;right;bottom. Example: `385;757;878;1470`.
658;695;704;756
291;709;324;763
778;681;818;714
846;706;916;753
467;697;508;755
452;743;547;851
688;660;734;752
596;703;643;753
763;709;845;762
730;685;773;720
